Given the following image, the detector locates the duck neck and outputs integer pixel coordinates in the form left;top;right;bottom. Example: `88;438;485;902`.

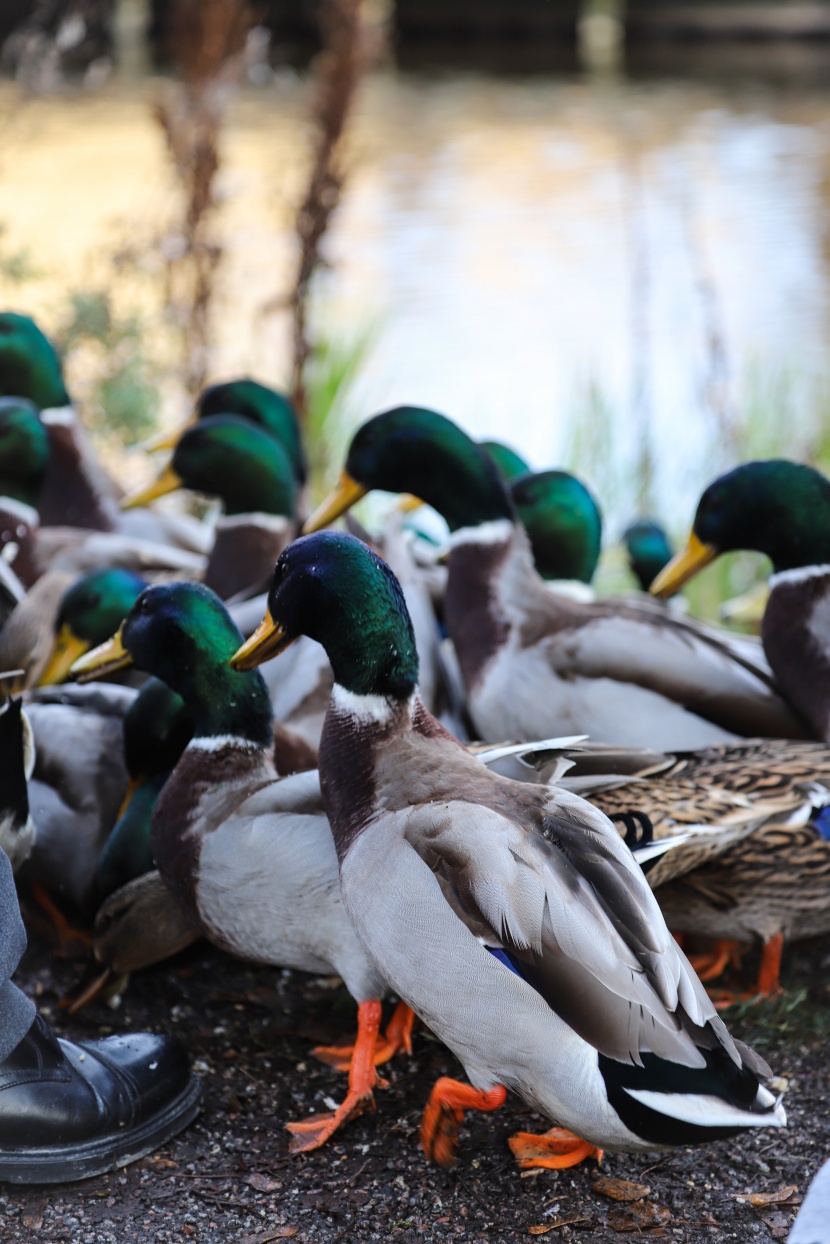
38;408;119;530
319;684;416;862
763;566;830;741
203;513;294;601
444;518;547;691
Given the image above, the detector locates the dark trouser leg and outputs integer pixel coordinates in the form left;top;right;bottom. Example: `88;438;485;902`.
0;847;36;1062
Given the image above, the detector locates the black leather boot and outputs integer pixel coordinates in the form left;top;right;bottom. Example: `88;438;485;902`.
0;1015;201;1183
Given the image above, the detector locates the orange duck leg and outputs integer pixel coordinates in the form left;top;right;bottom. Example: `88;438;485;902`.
287;999;381;1153
509;1128;603;1170
313;999;415;1071
421;1077;507;1167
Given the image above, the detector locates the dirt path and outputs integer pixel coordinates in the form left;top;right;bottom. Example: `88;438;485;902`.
2;928;829;1243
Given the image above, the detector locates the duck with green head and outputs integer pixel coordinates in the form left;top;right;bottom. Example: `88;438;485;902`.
304;407;807;749
72;579;410;1152
623;520;674;594
481;440;530;482
38;567;148;686
93;677;194;903
651;460;830;742
0;311;210;554
123;415;298;600
231;531;786;1170
143;377;306;487
511;469;602;589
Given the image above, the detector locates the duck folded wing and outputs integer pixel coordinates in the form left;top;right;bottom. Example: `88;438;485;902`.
545;604;810;740
403;789;741;1072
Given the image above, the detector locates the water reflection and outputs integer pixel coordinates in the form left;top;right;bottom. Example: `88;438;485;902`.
1;67;830;525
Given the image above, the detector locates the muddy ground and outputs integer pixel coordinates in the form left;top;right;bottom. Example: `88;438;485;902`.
2;919;829;1244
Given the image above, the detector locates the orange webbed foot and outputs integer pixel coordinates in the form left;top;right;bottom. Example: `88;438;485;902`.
712;932;785;1010
313;999;415;1071
287;999;381;1153
688;939;744;983
420;1077;507;1167
30;882;93;949
509;1127;603;1170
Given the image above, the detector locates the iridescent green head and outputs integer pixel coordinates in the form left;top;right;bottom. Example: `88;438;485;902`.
58;568;147;647
0;398;49;506
344;407;514;532
511;470;602;583
173;415;297;519
197;379;306;485
0;313;69;410
481;440;530;482
117;582;273;743
237;532;419;700
123;677;194;781
652;460;830;598
623;520;673;592
692;461;830;568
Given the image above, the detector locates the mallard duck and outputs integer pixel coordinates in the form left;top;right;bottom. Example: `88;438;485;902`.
622;520;674;593
93;677;194;903
0;398;206;592
652;460;830;742
0;311;210;554
480;440;530;481
520;736;830;999
37;567;149;686
304;407;808;749
142;377;306;485
231;530;786;1170
122;416;298;601
511;469;602;589
72;579;412;1151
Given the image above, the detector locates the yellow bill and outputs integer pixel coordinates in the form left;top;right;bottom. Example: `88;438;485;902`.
115;775;140;824
396;493;424;513
120;462;184;511
134;416;196;454
70;626;134;682
650;530;718;598
230;609;296;671
38;624;91;687
302;471;368;535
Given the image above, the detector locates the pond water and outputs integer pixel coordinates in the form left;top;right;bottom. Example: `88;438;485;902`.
2;63;830;528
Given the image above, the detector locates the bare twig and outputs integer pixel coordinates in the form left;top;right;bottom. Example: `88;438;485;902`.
286;0;372;422
153;0;253;395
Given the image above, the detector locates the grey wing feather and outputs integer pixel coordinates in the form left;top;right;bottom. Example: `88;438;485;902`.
404;787;738;1070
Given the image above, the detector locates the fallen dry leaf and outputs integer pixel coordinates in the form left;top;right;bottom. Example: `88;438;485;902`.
593;1175;651;1202
608;1200;672;1232
734;1185;799;1207
21;1208;44;1231
241;1229;298;1244
529;1217;591;1235
246;1172;282;1193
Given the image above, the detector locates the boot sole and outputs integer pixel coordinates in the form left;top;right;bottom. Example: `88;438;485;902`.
0;1070;202;1184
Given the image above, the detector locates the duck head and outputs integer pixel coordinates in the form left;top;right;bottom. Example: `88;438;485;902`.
652;460;830;597
39;567;148;686
122;414;297;520
0;398;49;506
511;470;602;583
72;580;273;744
481;440;530;482
144;378;306;485
231;531;419;703
305;406;515;535
0;313;69;410
623;520;674;593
